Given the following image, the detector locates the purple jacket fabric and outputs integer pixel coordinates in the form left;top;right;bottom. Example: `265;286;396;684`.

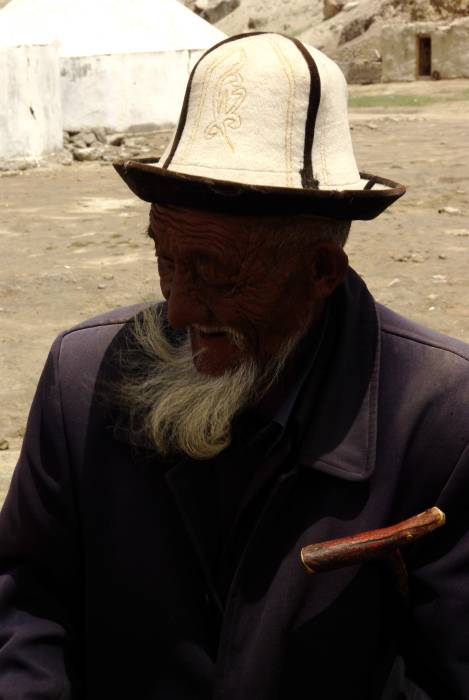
1;270;469;699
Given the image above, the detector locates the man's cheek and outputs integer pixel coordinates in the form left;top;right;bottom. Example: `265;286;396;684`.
159;275;171;300
219;301;263;354
232;288;279;326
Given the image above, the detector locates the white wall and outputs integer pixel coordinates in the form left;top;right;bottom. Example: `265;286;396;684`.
382;21;469;82
433;23;469;79
0;0;225;57
60;49;203;132
0;44;62;159
382;24;419;82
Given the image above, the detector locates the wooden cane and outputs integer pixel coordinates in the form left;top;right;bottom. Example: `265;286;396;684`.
300;507;445;586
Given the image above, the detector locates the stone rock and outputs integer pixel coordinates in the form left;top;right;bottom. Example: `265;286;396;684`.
73;146;105;162
323;0;343;20
81;131;98;146
247;15;268;29
0;439;9;451
339;15;374;44
343;1;359;10
125;148;146;158
93;127;107;144
393;253;425;263
123;136;149;148
57;150;73;166
101;152;119;162
71;135;87;149
438;206;461;215
107;134;125;147
117;148;139;160
194;0;240;24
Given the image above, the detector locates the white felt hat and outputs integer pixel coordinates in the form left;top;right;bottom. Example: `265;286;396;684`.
115;32;405;220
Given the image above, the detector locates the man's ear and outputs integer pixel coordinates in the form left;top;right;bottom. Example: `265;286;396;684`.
311;241;349;299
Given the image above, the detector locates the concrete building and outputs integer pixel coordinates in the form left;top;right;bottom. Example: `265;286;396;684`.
0;0;225;132
0;44;62;160
382;18;469;82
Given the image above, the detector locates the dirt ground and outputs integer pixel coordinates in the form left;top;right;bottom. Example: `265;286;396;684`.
1;78;469;501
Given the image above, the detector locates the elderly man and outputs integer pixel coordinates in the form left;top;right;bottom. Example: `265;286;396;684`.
1;32;469;700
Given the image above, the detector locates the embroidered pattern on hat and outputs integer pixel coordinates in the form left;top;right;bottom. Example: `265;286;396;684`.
204;49;247;153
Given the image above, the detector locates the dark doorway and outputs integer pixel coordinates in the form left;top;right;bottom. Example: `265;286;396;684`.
418;36;432;77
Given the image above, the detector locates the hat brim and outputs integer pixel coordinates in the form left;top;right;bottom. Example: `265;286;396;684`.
113;158;405;221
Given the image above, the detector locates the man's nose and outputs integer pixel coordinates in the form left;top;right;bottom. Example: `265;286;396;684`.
166;269;208;330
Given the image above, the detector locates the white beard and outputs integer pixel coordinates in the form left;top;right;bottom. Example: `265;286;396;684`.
118;307;301;460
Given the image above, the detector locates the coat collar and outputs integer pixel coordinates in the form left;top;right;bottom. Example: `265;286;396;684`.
296;268;380;482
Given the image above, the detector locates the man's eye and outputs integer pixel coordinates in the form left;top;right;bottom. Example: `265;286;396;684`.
193;258;233;287
194;259;214;278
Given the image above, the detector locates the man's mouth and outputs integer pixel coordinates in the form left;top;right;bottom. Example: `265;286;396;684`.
193;324;230;339
196;326;228;338
189;325;246;373
191;325;245;350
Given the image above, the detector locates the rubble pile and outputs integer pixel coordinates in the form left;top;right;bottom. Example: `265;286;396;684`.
0;129;170;174
63;128;162;162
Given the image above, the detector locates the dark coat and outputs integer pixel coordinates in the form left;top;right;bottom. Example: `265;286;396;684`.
1;270;469;700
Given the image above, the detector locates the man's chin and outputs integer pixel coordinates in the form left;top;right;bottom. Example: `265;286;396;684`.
192;352;241;377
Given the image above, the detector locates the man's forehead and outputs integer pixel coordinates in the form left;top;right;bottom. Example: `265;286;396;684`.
151;203;235;228
149;202;331;236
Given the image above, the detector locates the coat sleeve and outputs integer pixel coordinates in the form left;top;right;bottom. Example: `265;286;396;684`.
0;336;82;699
406;442;469;700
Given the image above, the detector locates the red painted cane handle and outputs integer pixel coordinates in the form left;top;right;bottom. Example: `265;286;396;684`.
300;507;445;574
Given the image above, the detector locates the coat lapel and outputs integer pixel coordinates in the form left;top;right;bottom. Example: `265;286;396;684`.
298;267;381;481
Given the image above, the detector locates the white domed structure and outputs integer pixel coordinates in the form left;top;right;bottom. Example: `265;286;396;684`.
0;0;226;132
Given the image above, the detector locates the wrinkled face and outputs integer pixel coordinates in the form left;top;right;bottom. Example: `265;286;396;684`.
148;204;347;376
